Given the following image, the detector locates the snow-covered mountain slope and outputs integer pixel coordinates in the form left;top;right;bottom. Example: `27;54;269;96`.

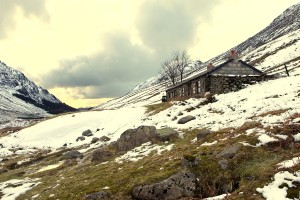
0;61;76;128
0;89;48;128
0;61;59;105
209;2;300;64
94;3;300;110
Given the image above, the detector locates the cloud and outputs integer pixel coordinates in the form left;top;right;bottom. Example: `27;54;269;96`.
136;0;220;53
42;34;158;98
42;0;221;99
0;0;48;38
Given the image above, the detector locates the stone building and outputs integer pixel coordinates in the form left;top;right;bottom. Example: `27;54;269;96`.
166;50;266;100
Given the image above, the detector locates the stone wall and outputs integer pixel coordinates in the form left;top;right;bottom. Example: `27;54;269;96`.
209;75;264;94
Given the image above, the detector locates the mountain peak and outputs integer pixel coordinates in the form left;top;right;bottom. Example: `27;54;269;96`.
0;61;76;127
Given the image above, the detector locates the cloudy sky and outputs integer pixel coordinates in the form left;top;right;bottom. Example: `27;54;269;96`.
0;0;298;108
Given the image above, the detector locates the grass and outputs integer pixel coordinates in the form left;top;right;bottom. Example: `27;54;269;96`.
145;102;173;116
254;108;291;118
0;113;299;199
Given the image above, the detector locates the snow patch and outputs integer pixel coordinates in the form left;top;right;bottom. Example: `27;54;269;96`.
256;170;300;199
115;142;174;163
257;134;278;146
0;178;41;200
277;157;300;169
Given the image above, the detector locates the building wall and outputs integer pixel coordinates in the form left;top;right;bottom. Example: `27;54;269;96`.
166;77;207;99
213;62;259;76
209;75;264;94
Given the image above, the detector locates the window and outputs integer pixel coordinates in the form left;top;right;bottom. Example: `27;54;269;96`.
198;80;201;93
192;83;196;94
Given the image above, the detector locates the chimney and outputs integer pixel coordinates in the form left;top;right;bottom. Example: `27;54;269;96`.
207;63;214;71
228;50;238;61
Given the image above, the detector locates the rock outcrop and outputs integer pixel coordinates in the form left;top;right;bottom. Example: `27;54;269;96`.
197;130;211;141
132;172;198;200
178;115;196;124
82;129;93;137
216;145;241;159
84;191;111;200
91;147;114;162
156;128;179;141
113;126;158;153
61;150;83;160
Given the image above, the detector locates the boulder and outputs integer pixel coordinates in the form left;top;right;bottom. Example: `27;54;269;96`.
132;172;198;200
92;148;114;162
178;115;196;124
91;137;100;144
61;150;83;160
0;167;8;174
181;155;200;168
156;128;179;141
197;129;211;141
99;136;111;142
84;191;111;200
76;136;85;142
216;145;241;159
218;159;229;170
82;129;93;137
114;126;157;153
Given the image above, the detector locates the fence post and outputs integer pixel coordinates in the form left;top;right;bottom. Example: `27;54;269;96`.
284;64;289;77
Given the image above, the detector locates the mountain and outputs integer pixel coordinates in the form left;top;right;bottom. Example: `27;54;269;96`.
94;3;300;110
0;61;76;127
208;2;300;65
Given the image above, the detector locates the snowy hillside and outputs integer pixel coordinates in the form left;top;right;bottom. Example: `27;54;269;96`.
0;89;48;129
0;61;76;128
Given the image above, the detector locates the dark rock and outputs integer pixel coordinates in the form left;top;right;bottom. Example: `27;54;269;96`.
132;172;198;200
114;126;158;153
91;137;100;144
76;136;85;142
84;191;111;200
156;128;179;141
96;128;100;132
63;143;67;147
179;102;186;106
0;143;3;148
64;159;77;166
216;145;241;159
99;136;111;142
0;167;8;174
197;129;211;141
178;115;196;124
82;129;93;137
92;148;114;162
218;159;229;170
61;150;83;160
181;155;200;168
